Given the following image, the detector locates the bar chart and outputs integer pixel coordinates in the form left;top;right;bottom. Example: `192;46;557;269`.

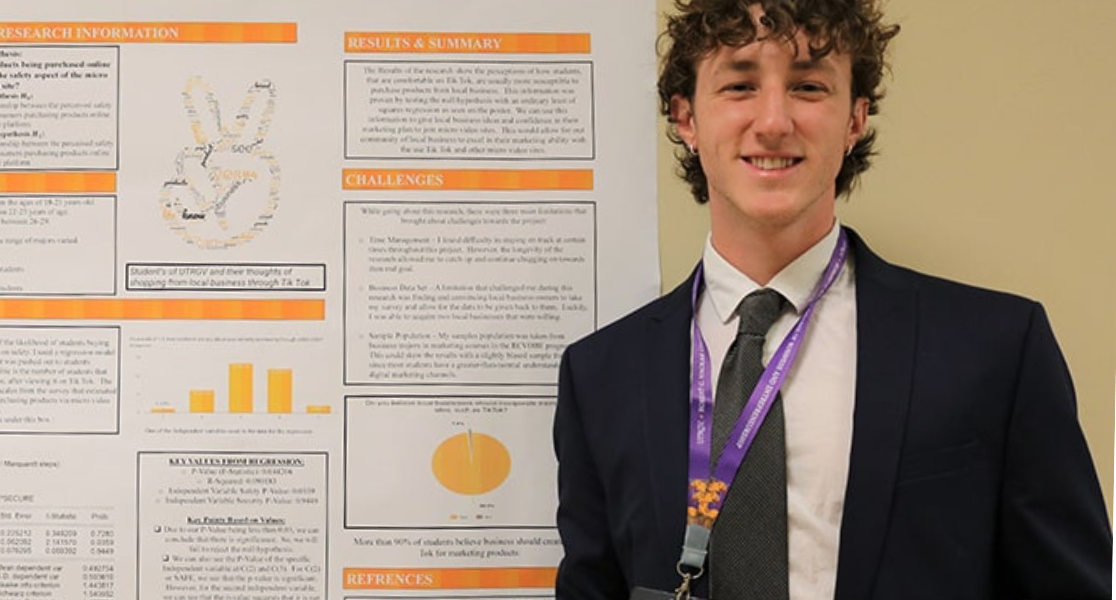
148;363;330;415
130;331;333;417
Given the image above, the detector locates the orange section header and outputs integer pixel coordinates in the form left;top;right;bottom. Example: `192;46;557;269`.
0;171;116;194
0;22;296;44
343;567;557;590
343;169;593;191
0;299;323;321
345;32;590;54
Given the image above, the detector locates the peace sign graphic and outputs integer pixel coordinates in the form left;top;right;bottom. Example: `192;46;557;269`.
160;76;281;249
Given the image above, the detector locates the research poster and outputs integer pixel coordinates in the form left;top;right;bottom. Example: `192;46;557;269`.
0;1;659;598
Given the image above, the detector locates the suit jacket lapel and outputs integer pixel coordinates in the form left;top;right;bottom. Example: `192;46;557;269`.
641;270;700;564
835;229;917;600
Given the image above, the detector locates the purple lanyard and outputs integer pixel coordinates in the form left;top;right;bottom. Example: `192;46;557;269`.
677;229;848;573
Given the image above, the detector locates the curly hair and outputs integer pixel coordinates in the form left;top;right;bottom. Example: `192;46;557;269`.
658;0;900;203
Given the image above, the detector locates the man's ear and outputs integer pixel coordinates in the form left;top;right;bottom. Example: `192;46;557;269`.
848;96;869;146
670;94;696;148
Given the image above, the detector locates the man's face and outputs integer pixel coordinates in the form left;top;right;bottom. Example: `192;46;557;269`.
671;14;868;243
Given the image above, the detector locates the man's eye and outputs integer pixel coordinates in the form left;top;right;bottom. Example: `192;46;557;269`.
794;82;828;94
723;82;755;93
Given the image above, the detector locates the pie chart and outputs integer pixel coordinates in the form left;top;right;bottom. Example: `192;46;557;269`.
431;430;512;495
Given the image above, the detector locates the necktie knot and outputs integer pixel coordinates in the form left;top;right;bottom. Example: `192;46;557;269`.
736;288;786;338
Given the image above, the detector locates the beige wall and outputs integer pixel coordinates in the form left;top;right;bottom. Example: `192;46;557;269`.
655;0;1115;511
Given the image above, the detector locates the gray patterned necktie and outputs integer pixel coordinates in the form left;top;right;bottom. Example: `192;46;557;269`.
709;288;789;600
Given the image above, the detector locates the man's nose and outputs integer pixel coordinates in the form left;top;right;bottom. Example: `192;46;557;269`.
753;90;794;140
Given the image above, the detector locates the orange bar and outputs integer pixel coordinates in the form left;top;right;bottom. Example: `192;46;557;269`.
306;405;332;415
343;169;593;191
345;32;589;54
229;364;253;414
189;390;215;413
0;22;296;44
343;567;556;590
0;299;323;321
267;369;293;414
151;407;176;414
0;172;116;194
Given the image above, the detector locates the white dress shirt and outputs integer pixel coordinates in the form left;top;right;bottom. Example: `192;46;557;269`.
696;222;857;600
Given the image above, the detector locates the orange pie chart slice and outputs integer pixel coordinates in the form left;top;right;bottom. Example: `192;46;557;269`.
432;431;512;495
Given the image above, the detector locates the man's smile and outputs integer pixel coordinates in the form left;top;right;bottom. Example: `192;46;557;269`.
744;156;802;170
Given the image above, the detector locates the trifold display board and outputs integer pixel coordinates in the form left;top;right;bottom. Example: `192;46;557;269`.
0;2;659;599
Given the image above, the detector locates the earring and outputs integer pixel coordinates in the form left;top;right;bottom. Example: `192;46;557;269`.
845;144;854;157
688;143;697;155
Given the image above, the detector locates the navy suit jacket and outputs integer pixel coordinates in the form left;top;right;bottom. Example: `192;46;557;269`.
554;229;1111;599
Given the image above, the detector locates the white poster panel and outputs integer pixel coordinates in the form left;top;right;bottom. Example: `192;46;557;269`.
0;1;658;599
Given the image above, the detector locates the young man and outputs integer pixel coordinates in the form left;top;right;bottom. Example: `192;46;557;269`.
553;0;1112;598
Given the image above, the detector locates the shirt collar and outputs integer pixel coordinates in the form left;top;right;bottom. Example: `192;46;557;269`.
702;222;842;324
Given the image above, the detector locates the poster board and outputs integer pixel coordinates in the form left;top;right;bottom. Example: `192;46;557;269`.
0;2;659;598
